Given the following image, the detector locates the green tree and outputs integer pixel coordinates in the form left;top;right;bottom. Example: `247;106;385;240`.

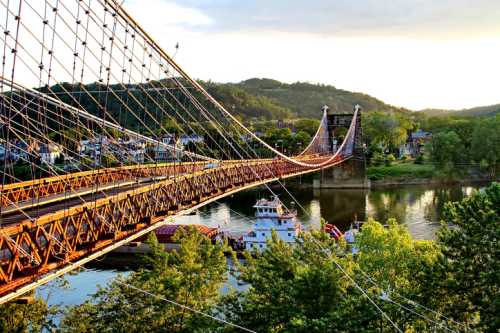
220;232;363;332
60;228;228;332
294;119;320;136
221;224;443;332
0;292;58;332
423;183;500;332
363;112;413;151
471;117;500;178
429;131;464;174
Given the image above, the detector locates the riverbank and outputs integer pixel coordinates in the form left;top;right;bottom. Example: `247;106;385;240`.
367;162;496;188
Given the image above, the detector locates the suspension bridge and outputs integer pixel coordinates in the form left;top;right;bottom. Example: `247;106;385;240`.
0;0;363;303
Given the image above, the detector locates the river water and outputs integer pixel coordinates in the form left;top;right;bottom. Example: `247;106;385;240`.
37;182;485;310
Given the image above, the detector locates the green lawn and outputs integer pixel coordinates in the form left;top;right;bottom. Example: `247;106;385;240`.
367;162;436;180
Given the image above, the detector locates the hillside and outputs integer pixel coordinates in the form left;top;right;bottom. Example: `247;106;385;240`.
226;78;409;119
420;103;500;118
39;78;498;130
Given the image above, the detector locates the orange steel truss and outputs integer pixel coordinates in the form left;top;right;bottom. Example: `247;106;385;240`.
0;156;344;299
0;161;241;207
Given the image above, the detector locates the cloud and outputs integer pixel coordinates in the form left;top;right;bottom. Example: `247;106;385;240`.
125;0;213;30
118;0;500;110
164;0;500;38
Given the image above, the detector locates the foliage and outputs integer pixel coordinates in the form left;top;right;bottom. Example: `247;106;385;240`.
220;232;364;332
470;116;500;177
422;183;500;332
60;228;228;332
237;78;408;119
429;131;464;173
205;82;293;120
220;224;446;332
294;118;321;136
367;163;435;180
363;111;414;151
385;154;396;166
0;293;58;332
421;103;500;118
370;152;386;166
261;128;311;155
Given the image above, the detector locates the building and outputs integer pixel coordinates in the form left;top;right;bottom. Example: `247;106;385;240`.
179;134;204;146
400;129;432;157
38;143;62;164
277;119;296;133
243;197;302;251
150;135;183;162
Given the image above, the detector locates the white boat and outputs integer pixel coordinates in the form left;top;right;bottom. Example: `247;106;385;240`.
243;197;302;251
344;220;364;254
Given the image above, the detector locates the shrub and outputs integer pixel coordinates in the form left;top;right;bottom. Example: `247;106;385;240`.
401;154;410;161
385;154;396;166
371;152;385;166
367;164;435;180
414;154;424;164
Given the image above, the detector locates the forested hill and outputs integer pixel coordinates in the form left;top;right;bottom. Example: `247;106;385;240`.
41;78;404;128
420;103;500;118
225;78;407;119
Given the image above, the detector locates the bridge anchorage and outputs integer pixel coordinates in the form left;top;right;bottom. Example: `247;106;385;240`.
0;0;362;303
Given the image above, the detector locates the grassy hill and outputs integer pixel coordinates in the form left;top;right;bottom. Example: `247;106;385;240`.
420;104;500;118
225;78;408;119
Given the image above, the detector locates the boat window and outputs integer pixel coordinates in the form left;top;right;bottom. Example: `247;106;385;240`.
262;233;265;236
278;220;282;225
259;244;263;248
288;233;292;237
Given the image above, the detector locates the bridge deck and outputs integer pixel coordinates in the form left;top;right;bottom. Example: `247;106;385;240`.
0;157;348;303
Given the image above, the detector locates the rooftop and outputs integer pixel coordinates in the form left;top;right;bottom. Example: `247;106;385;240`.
254;197;282;208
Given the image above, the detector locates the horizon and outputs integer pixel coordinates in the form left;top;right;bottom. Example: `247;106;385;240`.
123;0;500;111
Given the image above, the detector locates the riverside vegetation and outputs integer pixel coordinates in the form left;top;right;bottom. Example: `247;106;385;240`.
2;183;498;332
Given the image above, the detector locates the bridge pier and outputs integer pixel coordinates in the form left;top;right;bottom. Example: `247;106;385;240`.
314;159;370;189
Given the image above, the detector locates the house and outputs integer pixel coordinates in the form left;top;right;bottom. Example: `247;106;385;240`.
39;143;62;164
149;138;183;162
277;120;296;133
179;134;204;146
400;130;432;157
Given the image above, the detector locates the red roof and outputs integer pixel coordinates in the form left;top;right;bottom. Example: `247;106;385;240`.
155;224;218;239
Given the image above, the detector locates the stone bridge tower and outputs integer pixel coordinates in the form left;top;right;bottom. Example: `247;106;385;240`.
314;104;369;188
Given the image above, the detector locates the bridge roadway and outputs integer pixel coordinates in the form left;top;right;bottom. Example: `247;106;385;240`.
0;155;348;303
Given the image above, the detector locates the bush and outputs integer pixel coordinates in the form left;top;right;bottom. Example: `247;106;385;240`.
414;154;424;164
367;163;435;180
371;152;385;166
385;154;396;166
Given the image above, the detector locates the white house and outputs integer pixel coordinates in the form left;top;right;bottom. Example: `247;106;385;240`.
179;134;204;146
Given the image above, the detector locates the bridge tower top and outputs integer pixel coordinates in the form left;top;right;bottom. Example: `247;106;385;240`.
324;104;363;155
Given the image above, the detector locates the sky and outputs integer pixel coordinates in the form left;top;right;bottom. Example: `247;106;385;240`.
123;0;500;110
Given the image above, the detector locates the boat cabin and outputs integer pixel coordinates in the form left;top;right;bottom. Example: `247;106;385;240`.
243;197;301;251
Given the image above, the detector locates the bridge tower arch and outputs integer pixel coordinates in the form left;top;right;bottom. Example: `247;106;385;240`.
315;104;369;188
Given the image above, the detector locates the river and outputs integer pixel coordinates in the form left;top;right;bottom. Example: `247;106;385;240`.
37;182;485;310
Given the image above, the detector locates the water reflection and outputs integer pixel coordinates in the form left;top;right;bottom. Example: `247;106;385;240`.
178;182;485;240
